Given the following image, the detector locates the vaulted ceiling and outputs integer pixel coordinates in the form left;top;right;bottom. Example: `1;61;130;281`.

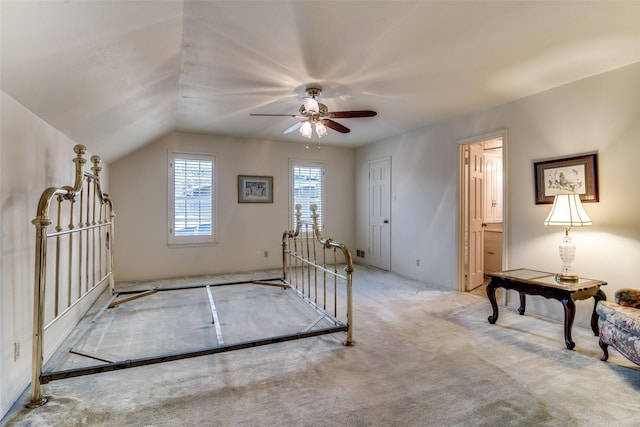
2;1;640;162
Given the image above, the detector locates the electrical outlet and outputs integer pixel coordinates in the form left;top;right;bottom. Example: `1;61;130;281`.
416;259;421;267
14;341;20;361
256;250;262;258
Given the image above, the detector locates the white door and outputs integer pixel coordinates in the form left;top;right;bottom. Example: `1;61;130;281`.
484;152;503;223
369;157;391;270
467;143;484;290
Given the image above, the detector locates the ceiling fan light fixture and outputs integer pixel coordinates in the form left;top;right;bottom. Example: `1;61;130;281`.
315;121;327;138
300;121;313;138
251;85;376;139
303;97;319;113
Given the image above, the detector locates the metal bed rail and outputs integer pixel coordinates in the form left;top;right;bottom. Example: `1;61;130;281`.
282;204;354;346
33;274;347;385
29;145;115;408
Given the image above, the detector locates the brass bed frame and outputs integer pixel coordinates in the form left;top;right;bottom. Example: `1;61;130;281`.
28;145;354;408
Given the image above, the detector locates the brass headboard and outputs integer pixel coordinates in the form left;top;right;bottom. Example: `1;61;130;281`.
29;144;114;408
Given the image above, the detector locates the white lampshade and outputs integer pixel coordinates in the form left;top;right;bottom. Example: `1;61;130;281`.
303;97;319;113
544;194;592;227
544;193;592;282
300;121;312;139
315;121;327;138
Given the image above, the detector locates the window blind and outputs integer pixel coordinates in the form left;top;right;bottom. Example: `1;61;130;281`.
173;158;213;237
293;165;323;228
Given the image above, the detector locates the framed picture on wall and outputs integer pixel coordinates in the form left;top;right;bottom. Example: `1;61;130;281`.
238;175;273;203
533;153;598;204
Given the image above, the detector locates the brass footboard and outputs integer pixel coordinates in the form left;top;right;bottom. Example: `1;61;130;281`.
282;204;354;346
29;145;114;408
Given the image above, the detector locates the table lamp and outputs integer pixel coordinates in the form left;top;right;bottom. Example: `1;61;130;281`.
544;193;592;282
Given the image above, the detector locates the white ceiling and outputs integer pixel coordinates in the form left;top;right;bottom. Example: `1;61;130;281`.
2;1;640;162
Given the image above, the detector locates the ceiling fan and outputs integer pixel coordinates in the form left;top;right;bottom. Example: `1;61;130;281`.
250;87;377;139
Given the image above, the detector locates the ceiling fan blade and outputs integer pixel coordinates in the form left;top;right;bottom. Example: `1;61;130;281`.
324;119;350;133
250;113;298;117
303;97;319;113
329;110;377;118
282;121;303;134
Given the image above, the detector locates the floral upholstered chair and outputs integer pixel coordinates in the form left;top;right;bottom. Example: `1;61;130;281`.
596;288;640;366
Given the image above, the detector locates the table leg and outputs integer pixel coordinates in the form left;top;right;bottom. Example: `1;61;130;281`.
591;288;607;336
518;292;526;315
487;282;499;324
561;297;576;350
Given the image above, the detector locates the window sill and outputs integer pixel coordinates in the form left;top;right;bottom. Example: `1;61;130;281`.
167;241;218;249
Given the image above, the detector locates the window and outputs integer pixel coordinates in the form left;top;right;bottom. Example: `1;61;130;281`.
169;152;215;245
291;161;324;229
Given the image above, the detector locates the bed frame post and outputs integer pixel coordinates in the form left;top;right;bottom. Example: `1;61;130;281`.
108;201;115;295
332;225;354;347
344;259;355;346
282;230;288;283
28;216;52;408
91;154;115;295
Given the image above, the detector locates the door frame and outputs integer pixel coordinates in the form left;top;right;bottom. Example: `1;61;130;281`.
457;130;508;293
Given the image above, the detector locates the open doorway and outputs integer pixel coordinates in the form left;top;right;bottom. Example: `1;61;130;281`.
457;131;506;293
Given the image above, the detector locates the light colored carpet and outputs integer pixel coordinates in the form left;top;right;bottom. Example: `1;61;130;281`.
4;266;640;426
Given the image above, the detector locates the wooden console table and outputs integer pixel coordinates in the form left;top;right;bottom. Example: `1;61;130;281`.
486;269;607;350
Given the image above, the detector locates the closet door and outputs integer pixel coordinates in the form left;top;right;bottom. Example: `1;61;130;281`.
369;157;391;271
484;152;503;223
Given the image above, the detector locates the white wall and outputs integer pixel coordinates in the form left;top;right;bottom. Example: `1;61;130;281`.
355;128;460;289
109;132;356;281
0;91;108;418
356;62;640;326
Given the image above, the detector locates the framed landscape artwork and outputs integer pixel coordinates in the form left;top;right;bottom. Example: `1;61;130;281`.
533;153;598;204
238;175;273;203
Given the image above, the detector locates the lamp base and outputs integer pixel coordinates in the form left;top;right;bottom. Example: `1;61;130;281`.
556;273;579;283
556;230;579;283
